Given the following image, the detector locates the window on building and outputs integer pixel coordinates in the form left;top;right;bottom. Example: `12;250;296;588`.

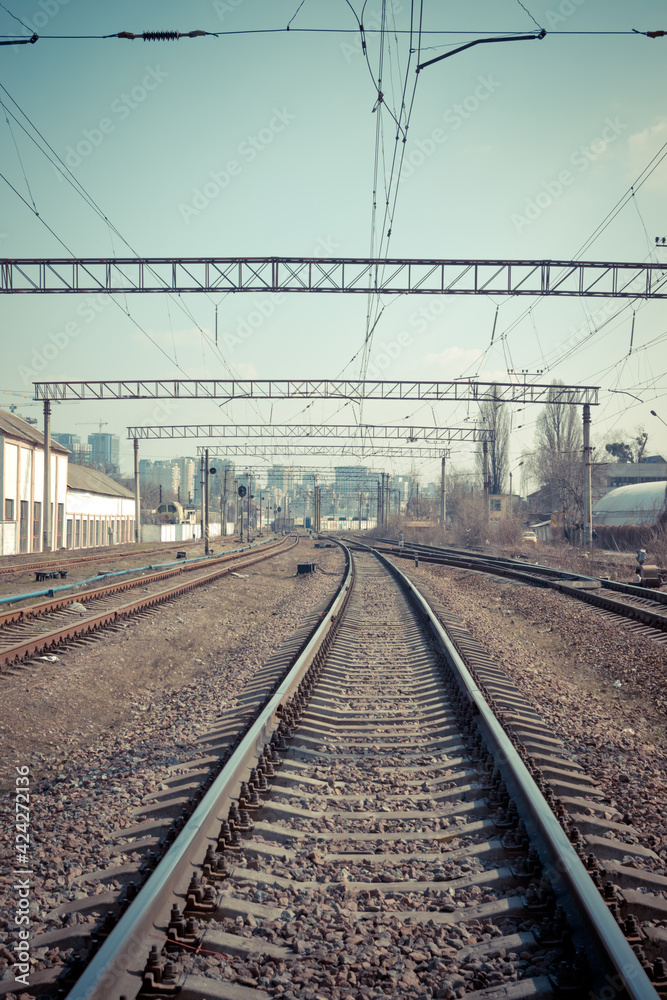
490;498;502;512
66;518;73;549
95;519;99;546
75;517;81;548
82;518;88;547
4;498;14;520
19;501;29;553
32;501;41;552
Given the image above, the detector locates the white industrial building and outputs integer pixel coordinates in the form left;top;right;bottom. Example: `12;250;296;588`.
592;481;667;526
0;410;135;556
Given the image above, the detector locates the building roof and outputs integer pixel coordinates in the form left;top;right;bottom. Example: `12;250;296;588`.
0;409;69;453
67;464;135;499
592;481;667;526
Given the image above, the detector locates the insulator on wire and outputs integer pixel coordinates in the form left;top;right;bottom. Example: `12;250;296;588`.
116;29;207;41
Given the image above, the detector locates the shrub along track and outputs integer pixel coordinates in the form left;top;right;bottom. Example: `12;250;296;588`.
45;545;665;1000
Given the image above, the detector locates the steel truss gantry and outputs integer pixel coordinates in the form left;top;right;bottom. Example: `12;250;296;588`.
36;379;598;405
5;256;667;297
197;444;450;459
126;423;492;443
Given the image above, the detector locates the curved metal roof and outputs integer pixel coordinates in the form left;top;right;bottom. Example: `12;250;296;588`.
592;481;667;525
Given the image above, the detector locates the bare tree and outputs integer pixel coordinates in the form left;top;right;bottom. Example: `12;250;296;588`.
476;390;510;494
525;383;608;523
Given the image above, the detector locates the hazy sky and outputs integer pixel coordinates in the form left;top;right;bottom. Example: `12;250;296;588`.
1;0;666;485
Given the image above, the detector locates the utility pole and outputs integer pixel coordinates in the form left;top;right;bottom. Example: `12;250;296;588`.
204;447;210;555
482;440;489;522
377;480;381;530
134;437;141;544
583;403;593;549
42;400;51;552
222;466;228;538
358;490;362;531
440;455;446;528
199;456;205;543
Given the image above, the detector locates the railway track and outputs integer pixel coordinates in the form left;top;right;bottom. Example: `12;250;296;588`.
368;536;667;642
43;544;665;1000
0;540;205;578
0;535;295;671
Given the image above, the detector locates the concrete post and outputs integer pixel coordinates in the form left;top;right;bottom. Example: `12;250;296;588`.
42;400;51;552
583;403;593;548
440;455;446;527
199;456;205;542
205;449;212;553
482;440;489;521
133;438;141;544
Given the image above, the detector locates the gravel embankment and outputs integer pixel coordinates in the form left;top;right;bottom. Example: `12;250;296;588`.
0;543;344;986
406;562;667;866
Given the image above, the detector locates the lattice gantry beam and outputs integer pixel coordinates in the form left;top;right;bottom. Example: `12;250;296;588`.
35;379;599;405
126;423;492;442
196;444;450;459
3;257;667;297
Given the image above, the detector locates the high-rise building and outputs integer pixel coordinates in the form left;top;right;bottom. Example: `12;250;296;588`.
88;433;120;473
267;465;294;492
51;432;79;452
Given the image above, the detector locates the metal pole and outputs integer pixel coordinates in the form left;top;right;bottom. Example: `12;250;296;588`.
247;473;251;542
134;437;141;544
358;490;362;531
583;403;593;549
42;400;51;552
482;440;489;521
199;456;205;543
377;480;381;529
509;470;513;518
222;466;228;538
440;455;446;527
204;448;210;554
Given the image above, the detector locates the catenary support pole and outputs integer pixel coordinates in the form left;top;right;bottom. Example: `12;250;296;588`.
204;452;210;554
583;403;593;548
42;400;51;552
199;456;205;543
133;437;141;544
440;455;447;528
482;440;489;521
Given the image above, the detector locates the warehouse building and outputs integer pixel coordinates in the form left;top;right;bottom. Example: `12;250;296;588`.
0;410;135;555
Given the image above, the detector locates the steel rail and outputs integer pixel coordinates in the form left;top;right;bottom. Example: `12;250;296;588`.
0;536;296;669
365;542;658;1000
0;540;203;577
369;536;667;631
63;541;353;1000
0;535;286;627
